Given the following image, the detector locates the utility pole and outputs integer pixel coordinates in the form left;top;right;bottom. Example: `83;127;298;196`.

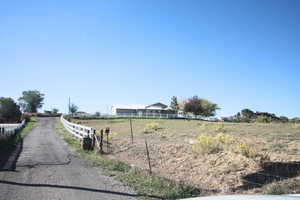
68;97;71;114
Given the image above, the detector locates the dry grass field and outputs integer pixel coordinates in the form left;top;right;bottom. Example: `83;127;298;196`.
74;118;300;195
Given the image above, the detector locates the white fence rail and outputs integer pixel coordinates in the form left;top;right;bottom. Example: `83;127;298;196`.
0;120;26;136
116;113;182;119
60;115;95;139
96;113;218;121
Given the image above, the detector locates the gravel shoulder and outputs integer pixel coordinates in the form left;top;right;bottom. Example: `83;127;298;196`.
0;117;136;200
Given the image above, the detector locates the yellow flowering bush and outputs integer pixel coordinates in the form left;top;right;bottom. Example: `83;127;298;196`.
215;132;234;146
95;130;118;138
143;123;160;133
193;132;266;157
192;134;219;154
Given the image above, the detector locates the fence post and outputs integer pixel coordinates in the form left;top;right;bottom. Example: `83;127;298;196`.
82;136;92;150
92;129;96;150
145;139;152;175
100;129;104;154
105;127;110;152
130;118;134;144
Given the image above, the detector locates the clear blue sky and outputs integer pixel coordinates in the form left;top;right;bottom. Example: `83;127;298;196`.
1;0;299;117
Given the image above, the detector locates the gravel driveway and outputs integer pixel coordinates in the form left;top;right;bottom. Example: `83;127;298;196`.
0;117;136;200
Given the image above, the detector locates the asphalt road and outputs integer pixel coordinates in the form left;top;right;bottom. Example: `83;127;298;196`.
0;118;136;200
183;195;300;200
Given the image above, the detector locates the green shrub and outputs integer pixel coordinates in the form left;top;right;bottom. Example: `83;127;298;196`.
0;97;22;123
256;116;270;123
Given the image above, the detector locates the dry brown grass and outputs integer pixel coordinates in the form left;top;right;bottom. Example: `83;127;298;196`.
74;118;300;194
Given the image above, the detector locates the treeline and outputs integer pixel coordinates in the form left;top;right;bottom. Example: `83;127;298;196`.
222;108;298;123
0;90;45;123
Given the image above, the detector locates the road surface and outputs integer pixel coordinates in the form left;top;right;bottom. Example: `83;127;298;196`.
0;118;136;200
183;195;300;200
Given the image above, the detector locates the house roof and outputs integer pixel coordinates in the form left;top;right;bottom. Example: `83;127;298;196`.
76;111;87;114
145;103;168;109
112;105;146;110
112;102;169;110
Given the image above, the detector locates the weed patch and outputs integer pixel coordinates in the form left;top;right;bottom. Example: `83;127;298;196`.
143;123;161;134
263;179;300;195
192;133;270;166
269;143;287;152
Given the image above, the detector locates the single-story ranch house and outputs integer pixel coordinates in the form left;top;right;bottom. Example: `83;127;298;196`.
111;103;174;116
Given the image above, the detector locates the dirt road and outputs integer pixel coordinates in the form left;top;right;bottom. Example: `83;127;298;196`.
0;118;136;200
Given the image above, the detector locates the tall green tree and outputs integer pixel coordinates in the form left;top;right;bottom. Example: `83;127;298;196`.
69;103;78;116
235;112;241;121
170;96;179;113
241;108;255;119
0;97;22;123
184;96;219;117
18;90;45;113
52;108;59;114
95;111;101;117
279;116;289;123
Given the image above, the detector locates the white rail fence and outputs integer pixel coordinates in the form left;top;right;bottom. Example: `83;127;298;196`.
60;115;95;140
97;113;218;121
0;120;26;136
116;113;183;119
